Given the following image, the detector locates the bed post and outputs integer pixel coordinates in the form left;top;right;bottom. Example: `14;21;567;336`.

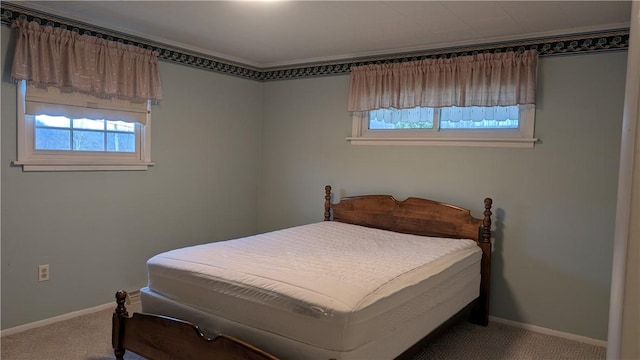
324;185;332;221
112;290;129;360
471;198;493;326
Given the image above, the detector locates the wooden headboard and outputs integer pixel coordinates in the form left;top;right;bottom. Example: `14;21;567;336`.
323;185;493;326
324;185;492;242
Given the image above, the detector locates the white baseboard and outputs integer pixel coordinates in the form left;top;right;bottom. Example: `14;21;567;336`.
126;290;141;304
1;290;142;337
489;316;607;348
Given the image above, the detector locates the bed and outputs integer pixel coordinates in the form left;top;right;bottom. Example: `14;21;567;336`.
112;185;493;359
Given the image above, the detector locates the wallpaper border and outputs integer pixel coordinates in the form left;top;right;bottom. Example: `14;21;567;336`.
1;2;630;82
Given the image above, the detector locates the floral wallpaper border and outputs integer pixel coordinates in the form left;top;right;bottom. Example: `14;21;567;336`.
1;2;630;82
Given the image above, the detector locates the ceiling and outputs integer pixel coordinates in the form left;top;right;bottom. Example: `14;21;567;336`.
15;1;633;68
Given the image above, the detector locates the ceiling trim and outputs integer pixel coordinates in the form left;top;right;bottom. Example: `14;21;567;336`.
1;2;629;82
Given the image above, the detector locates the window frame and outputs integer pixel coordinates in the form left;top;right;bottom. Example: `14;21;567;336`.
347;105;538;148
13;81;154;171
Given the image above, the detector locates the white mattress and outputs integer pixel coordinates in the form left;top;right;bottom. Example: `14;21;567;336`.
145;221;481;356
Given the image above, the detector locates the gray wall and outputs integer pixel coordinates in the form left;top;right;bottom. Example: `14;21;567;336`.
258;52;627;341
1;26;262;329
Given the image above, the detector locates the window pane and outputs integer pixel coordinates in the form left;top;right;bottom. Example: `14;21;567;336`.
73;131;104;151
35;115;70;128
106;121;135;132
369;107;434;129
35;128;71;150
439;106;519;129
107;133;135;152
73;118;105;130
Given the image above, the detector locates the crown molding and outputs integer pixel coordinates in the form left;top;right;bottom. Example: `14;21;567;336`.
1;2;630;82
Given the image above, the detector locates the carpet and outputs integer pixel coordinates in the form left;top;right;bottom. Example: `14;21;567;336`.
1;303;606;360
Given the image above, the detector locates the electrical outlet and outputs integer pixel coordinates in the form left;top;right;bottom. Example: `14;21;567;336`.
38;264;49;282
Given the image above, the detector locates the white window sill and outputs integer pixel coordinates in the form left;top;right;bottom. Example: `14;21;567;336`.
12;161;155;172
346;137;538;148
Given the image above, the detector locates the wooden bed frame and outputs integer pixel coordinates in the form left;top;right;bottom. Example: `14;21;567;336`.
112;185;493;360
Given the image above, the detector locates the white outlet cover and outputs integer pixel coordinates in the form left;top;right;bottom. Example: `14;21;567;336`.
38;264;49;281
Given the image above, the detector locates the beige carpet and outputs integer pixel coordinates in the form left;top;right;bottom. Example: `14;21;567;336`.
1;304;606;360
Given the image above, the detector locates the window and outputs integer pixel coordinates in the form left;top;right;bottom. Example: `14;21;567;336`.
34;116;136;152
347;50;538;147
14;81;153;171
348;105;537;147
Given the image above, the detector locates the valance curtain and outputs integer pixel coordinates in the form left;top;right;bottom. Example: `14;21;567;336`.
348;50;538;112
11;19;163;103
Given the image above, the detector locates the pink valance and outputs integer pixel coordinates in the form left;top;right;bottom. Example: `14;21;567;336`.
348;50;538;112
11;19;163;102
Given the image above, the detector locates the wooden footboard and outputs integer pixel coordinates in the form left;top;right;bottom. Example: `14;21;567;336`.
112;290;278;360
